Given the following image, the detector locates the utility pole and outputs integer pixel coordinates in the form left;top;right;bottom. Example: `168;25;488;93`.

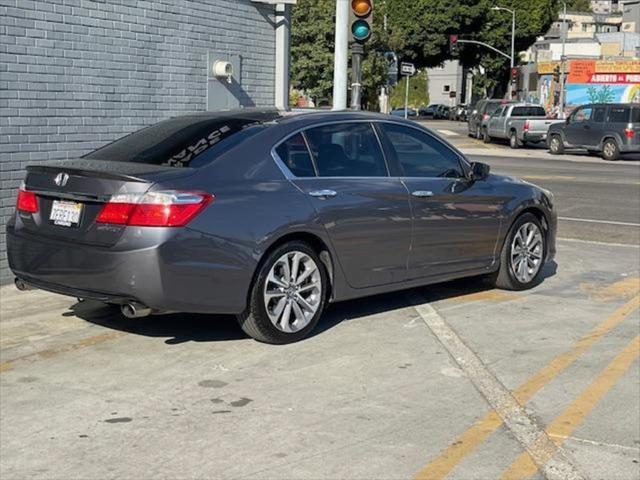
350;44;364;110
558;1;567;119
332;0;349;110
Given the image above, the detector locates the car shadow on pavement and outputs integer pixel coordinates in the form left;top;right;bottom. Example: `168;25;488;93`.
71;261;557;344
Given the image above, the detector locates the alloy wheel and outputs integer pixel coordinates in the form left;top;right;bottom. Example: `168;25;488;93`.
510;222;544;284
550;137;560;153
603;141;617;159
263;251;322;333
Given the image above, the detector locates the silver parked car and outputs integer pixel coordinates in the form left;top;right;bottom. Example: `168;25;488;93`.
484;104;562;148
8;110;557;344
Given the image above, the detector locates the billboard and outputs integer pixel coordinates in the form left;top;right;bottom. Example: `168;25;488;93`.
566;60;640;108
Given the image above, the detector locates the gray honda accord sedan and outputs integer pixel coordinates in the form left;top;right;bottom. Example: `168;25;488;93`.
7;109;556;344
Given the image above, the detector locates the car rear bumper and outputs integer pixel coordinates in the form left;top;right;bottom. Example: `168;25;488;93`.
7;223;252;314
523;132;546;143
619;143;640;153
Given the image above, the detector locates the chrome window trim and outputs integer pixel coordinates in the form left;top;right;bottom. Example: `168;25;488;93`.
270;118;471;181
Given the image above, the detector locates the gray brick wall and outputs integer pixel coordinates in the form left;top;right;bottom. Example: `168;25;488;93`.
0;0;277;282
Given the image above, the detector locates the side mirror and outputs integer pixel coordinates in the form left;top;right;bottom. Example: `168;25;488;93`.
470;162;490;181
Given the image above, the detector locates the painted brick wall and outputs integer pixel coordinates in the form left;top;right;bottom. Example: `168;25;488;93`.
0;0;276;282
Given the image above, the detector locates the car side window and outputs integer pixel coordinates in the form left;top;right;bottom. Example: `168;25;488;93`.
304;123;388;177
608;107;630;123
274;133;316;177
379;123;464;178
571;107;592;123
592;108;606;123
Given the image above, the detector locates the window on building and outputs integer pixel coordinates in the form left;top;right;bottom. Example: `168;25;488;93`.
443;85;451;92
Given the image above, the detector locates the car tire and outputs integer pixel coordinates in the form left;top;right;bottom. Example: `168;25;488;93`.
482;128;491;144
489;213;546;291
548;134;564;154
476;126;482;139
509;131;520;149
237;241;328;344
601;138;620;161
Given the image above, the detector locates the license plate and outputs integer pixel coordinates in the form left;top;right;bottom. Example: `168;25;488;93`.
50;200;82;227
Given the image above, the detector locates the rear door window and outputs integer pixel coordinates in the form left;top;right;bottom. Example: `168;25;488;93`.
608;107;630;123
592;107;606;123
274;133;316;177
632;108;640;123
304;123;388;177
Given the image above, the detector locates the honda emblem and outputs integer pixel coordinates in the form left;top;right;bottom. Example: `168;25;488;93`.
54;172;69;187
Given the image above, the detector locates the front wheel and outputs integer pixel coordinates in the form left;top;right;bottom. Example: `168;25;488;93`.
237;242;327;344
489;213;546;291
548;134;564;154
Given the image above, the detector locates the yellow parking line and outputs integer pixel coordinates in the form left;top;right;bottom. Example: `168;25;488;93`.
413;294;639;480
500;335;640;480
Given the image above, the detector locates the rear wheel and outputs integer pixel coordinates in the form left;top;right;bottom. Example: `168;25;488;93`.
237;241;327;344
509;131;520;149
489;213;546;291
476;125;482;139
601;139;620;161
548;134;564;154
483;128;491;144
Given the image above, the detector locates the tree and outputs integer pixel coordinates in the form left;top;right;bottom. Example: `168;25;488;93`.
565;0;592;12
389;70;429;109
290;0;559;107
290;0;389;107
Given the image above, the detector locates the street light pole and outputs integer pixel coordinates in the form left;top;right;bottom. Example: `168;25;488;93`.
558;1;567;119
492;6;516;97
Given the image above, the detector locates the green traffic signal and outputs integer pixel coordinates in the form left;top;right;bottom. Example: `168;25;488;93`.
351;19;371;41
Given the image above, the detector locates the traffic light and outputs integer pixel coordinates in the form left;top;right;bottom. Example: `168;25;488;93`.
552;65;560;83
510;67;518;84
350;0;373;43
449;34;459;55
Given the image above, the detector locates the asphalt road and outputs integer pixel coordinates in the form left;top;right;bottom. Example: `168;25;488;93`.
420;119;640;246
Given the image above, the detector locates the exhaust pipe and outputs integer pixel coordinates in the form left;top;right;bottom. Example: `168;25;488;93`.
15;278;36;291
121;302;152;319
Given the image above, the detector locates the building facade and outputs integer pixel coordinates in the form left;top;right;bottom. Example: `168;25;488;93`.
426;61;464;106
0;0;292;282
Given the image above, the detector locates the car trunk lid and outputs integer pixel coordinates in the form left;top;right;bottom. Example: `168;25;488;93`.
20;159;195;246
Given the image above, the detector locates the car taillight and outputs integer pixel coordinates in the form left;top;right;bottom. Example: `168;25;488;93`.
624;125;635;139
16;188;38;213
524;120;530;132
96;190;213;227
483;113;490;120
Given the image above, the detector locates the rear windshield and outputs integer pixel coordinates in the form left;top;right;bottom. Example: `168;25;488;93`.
485;103;502;115
84;114;276;167
511;106;546;117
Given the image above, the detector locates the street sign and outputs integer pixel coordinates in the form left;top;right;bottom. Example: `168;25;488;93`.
400;62;415;76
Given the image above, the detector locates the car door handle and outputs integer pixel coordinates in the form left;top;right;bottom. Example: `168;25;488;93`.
411;190;434;198
309;189;337;199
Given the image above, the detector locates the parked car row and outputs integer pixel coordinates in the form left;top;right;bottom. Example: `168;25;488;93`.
468;99;639;161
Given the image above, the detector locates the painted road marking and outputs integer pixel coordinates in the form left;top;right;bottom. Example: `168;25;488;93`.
411;297;585;480
559;237;640;248
413;294;640;480
500;335;640;480
436;129;459;137
559;216;640;228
